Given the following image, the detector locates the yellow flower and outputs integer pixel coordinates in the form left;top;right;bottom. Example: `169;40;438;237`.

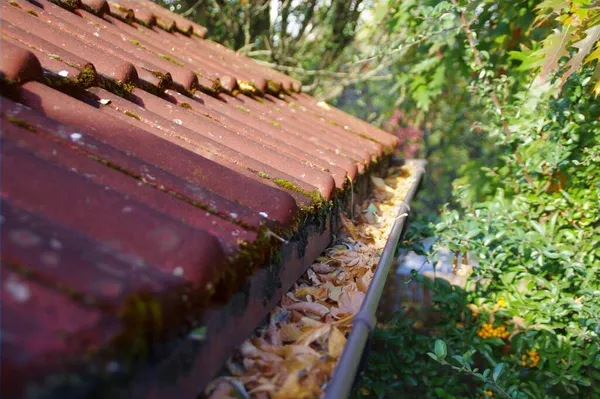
521;350;540;368
477;323;509;340
496;296;507;308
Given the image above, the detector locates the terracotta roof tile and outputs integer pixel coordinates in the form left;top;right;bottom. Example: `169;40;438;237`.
1;267;121;398
0;0;399;395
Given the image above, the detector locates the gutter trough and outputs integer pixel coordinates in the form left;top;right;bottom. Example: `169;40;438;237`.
325;159;427;399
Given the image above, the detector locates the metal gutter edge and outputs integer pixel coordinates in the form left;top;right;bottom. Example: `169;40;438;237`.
324;159;427;399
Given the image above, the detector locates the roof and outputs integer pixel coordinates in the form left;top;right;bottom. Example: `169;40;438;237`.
0;0;398;396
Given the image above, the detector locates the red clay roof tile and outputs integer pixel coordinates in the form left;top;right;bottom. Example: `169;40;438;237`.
2;141;226;289
0;39;43;86
1;267;121;398
1;2;138;88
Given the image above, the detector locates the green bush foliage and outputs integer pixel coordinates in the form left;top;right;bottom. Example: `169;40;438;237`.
357;0;600;398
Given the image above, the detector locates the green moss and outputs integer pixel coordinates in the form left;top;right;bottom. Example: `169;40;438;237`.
6;116;36;131
197;84;219;98
142;68;166;80
135;19;153;29
157;22;175;33
9;1;21;8
254;97;266;104
211;78;223;93
73;65;96;88
26;10;38;16
160;54;184;67
98;78;135;97
266;80;282;95
48;54;62;61
180;102;192;110
123;110;141;121
48;0;79;12
110;4;134;23
129;39;146;49
236;105;250;113
255;170;334;239
268;120;282;128
175;26;193;36
272;179;322;203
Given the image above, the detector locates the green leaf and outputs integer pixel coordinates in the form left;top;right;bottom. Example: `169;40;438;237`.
434;340;447;360
493;363;506;382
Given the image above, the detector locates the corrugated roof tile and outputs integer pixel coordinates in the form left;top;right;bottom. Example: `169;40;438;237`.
3;141;226;289
0;38;44;86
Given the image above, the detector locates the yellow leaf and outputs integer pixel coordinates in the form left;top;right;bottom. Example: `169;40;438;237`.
297;324;331;346
273;373;304;399
340;214;360;240
283;344;319;358
328;327;347;358
584;43;600;64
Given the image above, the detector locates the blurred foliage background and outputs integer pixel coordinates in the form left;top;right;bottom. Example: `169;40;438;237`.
158;1;599;398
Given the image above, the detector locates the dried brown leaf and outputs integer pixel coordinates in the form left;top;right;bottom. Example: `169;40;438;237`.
287;302;330;317
337;290;365;314
279;323;303;343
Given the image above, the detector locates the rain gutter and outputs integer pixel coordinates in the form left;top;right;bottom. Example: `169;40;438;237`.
325;158;427;399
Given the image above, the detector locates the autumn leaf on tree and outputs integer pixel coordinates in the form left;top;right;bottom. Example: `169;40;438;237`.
539;28;572;79
561;24;600;85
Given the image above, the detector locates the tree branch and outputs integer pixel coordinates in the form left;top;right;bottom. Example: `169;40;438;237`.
181;0;203;17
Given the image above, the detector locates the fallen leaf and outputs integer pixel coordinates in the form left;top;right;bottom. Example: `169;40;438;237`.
328;327;347;358
287;302;330;317
357;271;372;292
300;316;325;328
283;344;319;358
337;290;365;314
279;323;303;342
297;324;331;346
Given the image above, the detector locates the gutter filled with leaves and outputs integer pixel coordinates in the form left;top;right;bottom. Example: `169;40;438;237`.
203;159;426;399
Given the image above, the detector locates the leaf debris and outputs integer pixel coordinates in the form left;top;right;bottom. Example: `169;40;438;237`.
205;162;417;399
